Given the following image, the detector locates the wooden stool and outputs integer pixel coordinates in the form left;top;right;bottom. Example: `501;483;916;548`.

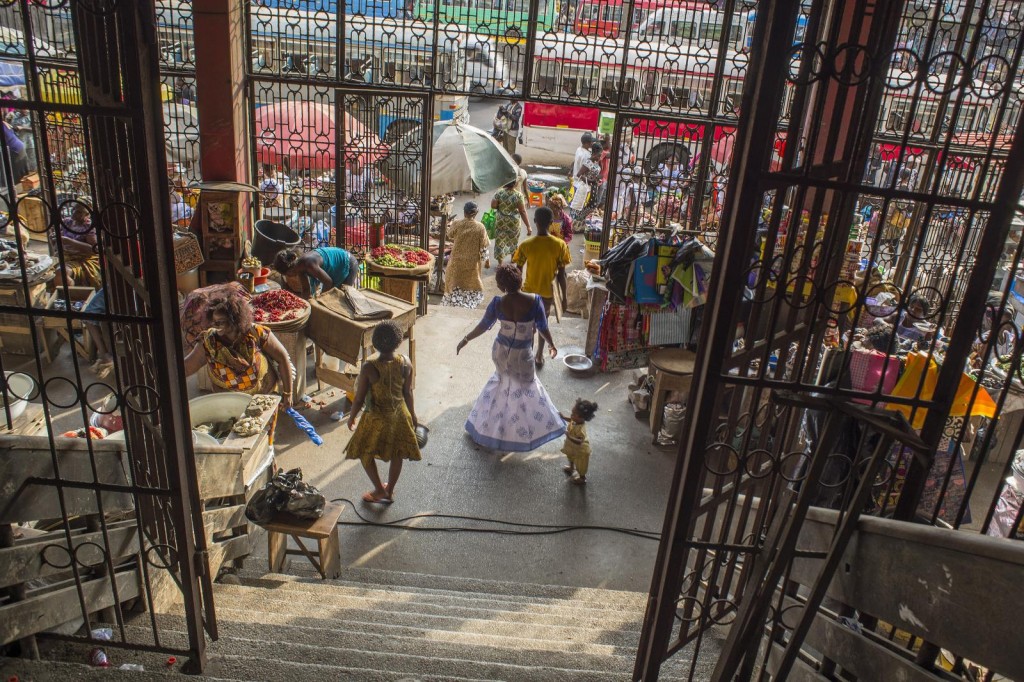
648;349;697;444
266;501;345;579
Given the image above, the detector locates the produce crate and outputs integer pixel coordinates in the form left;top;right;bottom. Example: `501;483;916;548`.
585;240;602;262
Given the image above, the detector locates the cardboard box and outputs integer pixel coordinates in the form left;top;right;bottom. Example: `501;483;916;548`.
18;173;40;191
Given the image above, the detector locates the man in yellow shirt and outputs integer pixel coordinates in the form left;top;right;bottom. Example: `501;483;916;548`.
514;207;570;368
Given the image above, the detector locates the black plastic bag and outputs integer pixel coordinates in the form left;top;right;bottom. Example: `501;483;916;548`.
245;467;326;526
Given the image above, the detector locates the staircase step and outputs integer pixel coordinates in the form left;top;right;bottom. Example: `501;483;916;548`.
148;613;642;673
160;625;669;682
239;564;648;610
219;577;643;630
235;573;646;620
210;586;644;647
209;654;512;682
0;657;219;681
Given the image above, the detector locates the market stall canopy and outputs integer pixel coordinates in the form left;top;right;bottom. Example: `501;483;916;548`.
379;120;518;197
253;101;388;171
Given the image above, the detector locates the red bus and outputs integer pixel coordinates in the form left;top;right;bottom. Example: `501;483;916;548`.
574;0;713;39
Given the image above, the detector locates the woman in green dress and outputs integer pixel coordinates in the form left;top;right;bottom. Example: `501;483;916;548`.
490;179;531;266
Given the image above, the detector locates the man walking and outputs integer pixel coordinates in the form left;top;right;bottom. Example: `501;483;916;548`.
573;132;595;179
514;207;570;368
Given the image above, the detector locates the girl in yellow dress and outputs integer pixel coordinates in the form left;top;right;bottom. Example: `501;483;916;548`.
346;321;420;504
560;398;598;485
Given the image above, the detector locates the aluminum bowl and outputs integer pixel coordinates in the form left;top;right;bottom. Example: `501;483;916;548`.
2;371;36;421
563;354;594;374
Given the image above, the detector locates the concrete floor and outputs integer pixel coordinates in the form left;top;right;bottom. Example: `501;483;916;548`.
272;306;678;593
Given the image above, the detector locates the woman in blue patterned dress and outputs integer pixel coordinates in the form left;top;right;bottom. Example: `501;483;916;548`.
457;263;566;451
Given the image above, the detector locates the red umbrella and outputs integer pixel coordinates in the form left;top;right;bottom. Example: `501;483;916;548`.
253;101;388;171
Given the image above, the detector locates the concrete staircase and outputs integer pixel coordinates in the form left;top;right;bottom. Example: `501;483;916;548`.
2;566;716;680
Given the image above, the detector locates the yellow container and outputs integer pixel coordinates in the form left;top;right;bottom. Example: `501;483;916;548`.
584;240;601;262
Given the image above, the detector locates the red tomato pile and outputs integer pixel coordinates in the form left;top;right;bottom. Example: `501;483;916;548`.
370;244;431;268
252;289;308;323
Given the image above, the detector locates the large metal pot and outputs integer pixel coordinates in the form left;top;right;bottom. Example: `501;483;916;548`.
252;220;300;267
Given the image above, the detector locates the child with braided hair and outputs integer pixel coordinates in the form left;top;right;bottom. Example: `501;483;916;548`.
345;320;420;503
560;398;598;485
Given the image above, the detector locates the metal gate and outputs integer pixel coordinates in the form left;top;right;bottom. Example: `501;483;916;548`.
0;0;212;670
635;0;1024;679
244;5;435;261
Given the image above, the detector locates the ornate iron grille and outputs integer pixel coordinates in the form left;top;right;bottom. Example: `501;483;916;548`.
0;0;210;670
231;1;1024;676
636;0;1024;679
156;0;202;189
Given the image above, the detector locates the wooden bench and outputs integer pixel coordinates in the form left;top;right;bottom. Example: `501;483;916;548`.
266;501;345;580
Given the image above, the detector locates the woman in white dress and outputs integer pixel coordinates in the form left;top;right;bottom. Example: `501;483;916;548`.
457;263;566;452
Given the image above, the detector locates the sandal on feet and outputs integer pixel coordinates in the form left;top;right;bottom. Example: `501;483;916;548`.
562;465;574;475
571;474;587;486
361;490;393;504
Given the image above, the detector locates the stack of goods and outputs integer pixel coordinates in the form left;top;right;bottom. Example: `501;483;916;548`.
592;234;715;371
429;194;454;213
0;246;52;282
251;289;310;332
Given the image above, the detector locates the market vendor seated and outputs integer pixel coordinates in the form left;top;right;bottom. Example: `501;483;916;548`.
273;246;359;297
54;203;102;288
183;295;294;407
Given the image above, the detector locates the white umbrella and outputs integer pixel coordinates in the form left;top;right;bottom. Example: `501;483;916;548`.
381;120;519;196
162;102;200;165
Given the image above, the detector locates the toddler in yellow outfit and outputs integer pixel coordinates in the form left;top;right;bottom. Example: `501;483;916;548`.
560;398;598;485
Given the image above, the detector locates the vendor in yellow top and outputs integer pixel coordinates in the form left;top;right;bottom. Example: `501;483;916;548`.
513;207;570;368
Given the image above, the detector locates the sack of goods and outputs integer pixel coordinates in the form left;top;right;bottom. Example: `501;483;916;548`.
245;467;326;525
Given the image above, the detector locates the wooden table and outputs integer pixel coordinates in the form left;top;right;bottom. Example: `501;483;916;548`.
309;288;418;395
367;266;431;316
648;348;697;444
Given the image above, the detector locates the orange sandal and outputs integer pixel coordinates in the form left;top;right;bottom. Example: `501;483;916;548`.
361;490;393;504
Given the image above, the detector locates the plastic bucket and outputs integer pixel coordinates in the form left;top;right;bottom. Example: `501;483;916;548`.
253;220;300;266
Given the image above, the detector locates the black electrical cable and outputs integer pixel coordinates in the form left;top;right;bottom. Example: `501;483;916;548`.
331;497;662;541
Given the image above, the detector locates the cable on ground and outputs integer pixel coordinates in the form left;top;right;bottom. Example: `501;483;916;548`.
331;497;662;541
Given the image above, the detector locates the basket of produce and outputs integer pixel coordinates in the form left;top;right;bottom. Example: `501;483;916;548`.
366;243;435;276
251;289;310;332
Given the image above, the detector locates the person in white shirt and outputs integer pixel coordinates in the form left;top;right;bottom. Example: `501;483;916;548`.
612;166;644;223
572;132;595;179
